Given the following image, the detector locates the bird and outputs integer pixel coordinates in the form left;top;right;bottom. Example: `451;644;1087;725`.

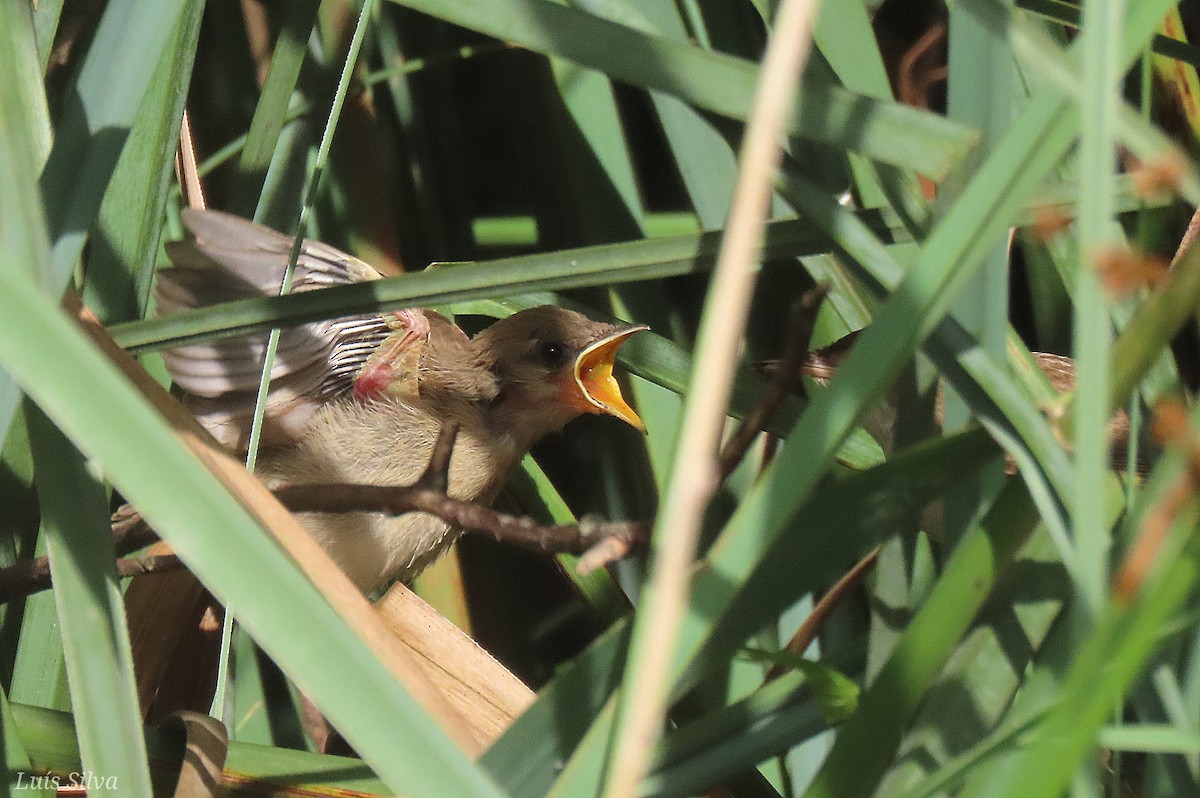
763;328;1135;468
154;209;647;592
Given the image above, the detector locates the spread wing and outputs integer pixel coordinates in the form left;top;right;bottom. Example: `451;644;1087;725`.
155;209;430;449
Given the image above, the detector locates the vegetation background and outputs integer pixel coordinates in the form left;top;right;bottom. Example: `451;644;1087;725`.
5;0;1200;796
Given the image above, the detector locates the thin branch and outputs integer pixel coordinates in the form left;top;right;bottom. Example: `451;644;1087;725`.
0;490;646;605
1171;203;1200;267
717;284;827;482
0;422;648;605
765;547;880;682
417;421;458;493
0;555;182;604
272;482;648;558
577;532;640;575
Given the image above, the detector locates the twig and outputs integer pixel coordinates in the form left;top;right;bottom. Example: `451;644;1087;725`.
764;547;880;682
272;482;649;557
0;491;646;604
577;528;640;575
1171;204;1200;267
0;424;649;606
417;421;458;493
717;285;827;482
0;555;182;604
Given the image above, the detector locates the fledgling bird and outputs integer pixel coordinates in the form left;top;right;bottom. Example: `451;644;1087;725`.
767;329;1134;468
155;209;646;592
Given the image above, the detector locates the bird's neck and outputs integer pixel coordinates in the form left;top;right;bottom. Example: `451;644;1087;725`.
483;395;576;455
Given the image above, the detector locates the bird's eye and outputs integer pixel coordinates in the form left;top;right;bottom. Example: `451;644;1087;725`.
536;340;570;367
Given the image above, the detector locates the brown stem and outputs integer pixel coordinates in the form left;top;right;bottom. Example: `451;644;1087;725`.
1172;204;1200;267
764;547;880;682
417;421;458;493
272;482;649;557
0;420;649;605
717;284;827;483
0;554;182;605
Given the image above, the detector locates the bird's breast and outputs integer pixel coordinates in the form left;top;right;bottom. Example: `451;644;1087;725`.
257;397;520;591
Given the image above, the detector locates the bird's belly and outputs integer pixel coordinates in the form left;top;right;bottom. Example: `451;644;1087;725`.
298;509;459;592
256;399;517;593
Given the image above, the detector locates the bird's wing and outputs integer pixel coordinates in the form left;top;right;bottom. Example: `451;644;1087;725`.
154;208;432;448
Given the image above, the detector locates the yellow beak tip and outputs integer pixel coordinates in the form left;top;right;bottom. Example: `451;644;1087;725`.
573;324;649;432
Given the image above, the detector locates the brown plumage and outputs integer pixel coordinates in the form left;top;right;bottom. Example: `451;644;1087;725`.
763;330;1134;468
156;209;646;591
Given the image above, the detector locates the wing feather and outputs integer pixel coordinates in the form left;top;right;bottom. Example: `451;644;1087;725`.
155;209;405;447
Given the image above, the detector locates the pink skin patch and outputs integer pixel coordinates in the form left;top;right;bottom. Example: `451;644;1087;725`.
353;361;396;399
353;310;430;400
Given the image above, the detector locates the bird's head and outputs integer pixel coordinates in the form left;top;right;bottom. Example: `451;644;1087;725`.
472;306;647;443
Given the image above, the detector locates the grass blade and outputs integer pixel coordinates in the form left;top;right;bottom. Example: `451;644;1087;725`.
25;412;151;792
38;0;188;289
386;0;979;177
84;4;204;324
27;412;153;798
230;0;322;216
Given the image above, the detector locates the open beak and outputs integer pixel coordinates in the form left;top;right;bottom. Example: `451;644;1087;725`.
572;325;648;433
